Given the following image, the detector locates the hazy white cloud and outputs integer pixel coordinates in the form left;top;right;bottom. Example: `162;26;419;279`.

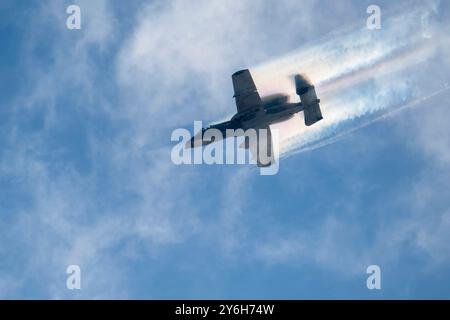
116;0;326;125
2;0;450;299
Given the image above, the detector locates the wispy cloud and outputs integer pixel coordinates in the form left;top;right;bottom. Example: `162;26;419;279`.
2;0;450;299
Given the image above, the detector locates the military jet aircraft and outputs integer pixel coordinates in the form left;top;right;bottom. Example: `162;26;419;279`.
186;69;323;167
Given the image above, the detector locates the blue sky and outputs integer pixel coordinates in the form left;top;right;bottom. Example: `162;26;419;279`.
1;0;450;299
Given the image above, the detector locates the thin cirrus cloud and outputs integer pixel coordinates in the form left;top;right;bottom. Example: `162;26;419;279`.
1;0;450;299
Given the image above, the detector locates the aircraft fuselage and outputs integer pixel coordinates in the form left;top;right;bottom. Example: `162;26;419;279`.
189;96;304;147
238;101;303;130
222;93;304;131
186;70;322;153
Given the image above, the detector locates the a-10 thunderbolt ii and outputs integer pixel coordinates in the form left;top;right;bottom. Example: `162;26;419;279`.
186;69;323;167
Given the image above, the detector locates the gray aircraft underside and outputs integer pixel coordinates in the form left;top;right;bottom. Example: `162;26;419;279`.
186;69;323;167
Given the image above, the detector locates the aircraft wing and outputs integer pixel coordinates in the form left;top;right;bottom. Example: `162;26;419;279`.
232;69;262;113
248;125;275;167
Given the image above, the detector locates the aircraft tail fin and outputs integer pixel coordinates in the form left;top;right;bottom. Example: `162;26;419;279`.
295;74;323;126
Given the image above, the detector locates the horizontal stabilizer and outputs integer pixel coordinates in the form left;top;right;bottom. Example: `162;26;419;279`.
295;74;323;126
304;101;323;126
302;86;322;126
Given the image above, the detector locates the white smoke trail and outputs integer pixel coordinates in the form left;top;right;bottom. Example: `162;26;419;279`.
249;1;447;157
285;84;450;156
